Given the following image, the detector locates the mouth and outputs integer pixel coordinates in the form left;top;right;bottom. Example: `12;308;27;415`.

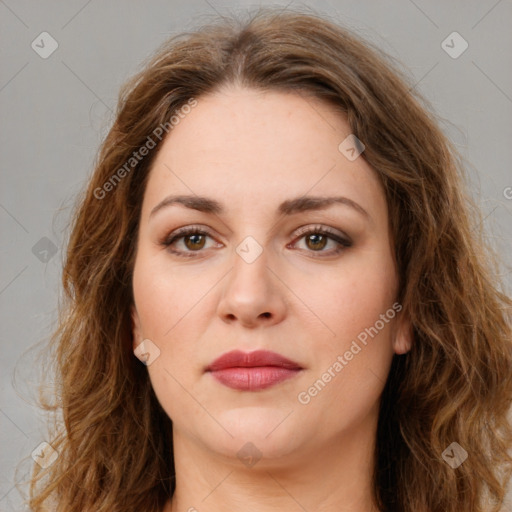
205;349;303;391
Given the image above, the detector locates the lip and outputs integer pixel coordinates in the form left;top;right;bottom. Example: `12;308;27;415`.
205;350;303;391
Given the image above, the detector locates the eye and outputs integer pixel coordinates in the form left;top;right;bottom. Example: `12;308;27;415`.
160;224;352;258
160;225;219;258
289;225;352;258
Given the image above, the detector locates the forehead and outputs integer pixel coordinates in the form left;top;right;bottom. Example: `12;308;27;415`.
141;86;386;221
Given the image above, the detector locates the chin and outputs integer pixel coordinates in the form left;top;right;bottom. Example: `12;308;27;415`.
204;406;304;459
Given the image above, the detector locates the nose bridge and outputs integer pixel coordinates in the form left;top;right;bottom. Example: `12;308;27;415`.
230;234;272;300
216;233;286;325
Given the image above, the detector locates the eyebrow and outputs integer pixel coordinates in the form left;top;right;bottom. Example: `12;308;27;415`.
149;194;369;219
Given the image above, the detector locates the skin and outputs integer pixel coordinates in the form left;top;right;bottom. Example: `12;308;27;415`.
130;86;412;512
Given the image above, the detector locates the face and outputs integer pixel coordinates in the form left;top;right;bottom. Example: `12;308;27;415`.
131;86;411;464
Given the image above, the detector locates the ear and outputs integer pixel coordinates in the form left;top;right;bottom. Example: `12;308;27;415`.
392;310;413;355
130;304;143;351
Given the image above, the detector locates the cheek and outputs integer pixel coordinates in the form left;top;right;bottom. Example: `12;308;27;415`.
295;271;396;428
293;249;397;406
301;251;397;345
132;253;206;340
132;254;216;382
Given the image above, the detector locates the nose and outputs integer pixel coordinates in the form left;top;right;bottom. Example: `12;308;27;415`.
216;244;287;328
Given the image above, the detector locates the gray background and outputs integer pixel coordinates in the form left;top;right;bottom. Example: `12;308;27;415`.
1;0;511;510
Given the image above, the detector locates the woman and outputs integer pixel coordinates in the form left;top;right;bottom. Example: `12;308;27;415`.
28;7;512;512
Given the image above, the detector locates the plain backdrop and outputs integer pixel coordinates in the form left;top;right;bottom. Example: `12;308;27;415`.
1;1;511;510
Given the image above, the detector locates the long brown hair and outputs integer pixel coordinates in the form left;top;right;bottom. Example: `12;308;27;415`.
26;7;512;511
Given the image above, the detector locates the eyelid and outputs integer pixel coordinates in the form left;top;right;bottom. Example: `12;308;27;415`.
162;224;212;242
292;224;351;244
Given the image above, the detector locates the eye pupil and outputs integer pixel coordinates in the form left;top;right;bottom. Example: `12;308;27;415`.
306;233;327;250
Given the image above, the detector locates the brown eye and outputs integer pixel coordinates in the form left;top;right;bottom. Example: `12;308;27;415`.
183;233;206;251
161;226;218;257
304;233;328;251
291;225;352;258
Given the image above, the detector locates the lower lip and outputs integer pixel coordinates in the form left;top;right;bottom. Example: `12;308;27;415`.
208;367;301;391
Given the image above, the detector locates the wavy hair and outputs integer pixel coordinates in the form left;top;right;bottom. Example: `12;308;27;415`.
26;7;512;512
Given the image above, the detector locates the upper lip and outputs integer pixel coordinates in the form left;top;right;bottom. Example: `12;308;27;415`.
205;350;302;372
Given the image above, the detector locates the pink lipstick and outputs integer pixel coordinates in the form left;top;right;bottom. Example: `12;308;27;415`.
205;349;302;391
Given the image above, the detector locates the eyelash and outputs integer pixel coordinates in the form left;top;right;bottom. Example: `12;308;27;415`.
159;224;352;259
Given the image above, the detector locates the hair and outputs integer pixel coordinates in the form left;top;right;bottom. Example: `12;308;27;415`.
25;6;512;512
